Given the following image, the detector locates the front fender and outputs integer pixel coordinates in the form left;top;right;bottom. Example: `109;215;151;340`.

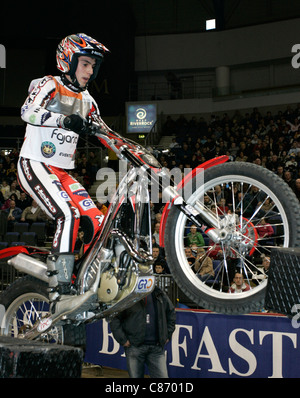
159;156;228;247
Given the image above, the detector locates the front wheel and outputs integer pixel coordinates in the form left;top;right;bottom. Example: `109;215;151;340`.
164;162;300;314
0;275;86;347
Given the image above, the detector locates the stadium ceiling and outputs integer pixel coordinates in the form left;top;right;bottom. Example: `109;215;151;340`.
127;0;300;35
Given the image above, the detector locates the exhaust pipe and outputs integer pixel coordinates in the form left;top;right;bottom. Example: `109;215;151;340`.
8;253;49;283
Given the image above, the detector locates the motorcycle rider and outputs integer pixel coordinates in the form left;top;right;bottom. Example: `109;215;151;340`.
17;33;110;316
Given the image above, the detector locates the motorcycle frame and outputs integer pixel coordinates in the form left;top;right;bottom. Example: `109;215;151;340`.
0;125;229;318
0;128;228;270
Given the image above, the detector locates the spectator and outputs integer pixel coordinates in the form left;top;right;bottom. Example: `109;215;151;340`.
109;286;176;378
256;218;274;240
185;247;195;267
152;244;163;262
229;272;250;293
4;200;22;231
283;170;296;190
204;194;213;209
154;259;172;291
20;200;49;223
6;162;18;183
276;165;284;179
0;180;10;200
96;201;108;215
285;155;298;176
9;181;21;199
252;255;271;285
217;198;229;215
266;154;280;172
186;225;205;247
17;191;32;211
194;247;214;281
152;222;160;245
74;230;85;254
154;262;165;274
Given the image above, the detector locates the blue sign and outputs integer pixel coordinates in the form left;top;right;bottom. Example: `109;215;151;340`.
85;310;300;378
127;104;157;133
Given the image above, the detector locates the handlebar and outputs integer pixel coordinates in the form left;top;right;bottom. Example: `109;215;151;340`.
89;119;148;159
85;117;162;170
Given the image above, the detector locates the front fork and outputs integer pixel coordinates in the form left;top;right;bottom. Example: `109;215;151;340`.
162;185;222;244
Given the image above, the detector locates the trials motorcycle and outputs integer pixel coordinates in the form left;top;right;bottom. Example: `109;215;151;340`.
1;119;300;346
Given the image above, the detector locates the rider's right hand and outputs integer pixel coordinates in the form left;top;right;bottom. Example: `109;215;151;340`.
62;114;92;135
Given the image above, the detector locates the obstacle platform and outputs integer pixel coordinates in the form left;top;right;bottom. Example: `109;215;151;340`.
0;336;83;378
265;247;300;316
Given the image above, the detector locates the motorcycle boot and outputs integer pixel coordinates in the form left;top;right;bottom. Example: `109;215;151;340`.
45;253;97;321
46;253;75;301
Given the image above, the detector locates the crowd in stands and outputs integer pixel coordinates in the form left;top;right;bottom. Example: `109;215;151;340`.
1;104;300;295
161;105;300;202
0;148;103;247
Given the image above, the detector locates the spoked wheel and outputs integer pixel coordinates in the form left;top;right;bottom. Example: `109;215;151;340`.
0;276;63;343
164;162;300;314
0;276;85;347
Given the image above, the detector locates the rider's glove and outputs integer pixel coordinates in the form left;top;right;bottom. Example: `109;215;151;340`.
62;114;92;135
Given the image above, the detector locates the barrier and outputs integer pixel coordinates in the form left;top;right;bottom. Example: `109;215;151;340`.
85;309;300;378
0;336;83;378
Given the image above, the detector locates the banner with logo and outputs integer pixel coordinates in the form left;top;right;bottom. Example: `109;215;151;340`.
127;104;157;133
85;309;300;378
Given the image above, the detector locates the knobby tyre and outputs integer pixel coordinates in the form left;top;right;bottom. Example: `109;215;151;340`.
0;275;86;348
164;162;300;314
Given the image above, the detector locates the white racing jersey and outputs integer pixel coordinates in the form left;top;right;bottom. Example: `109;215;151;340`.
20;75;100;169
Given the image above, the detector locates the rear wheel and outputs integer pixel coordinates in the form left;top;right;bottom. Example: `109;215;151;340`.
164;162;300;314
0;275;86;348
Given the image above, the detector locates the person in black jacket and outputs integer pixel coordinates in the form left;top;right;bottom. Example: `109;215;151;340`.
109;286;176;378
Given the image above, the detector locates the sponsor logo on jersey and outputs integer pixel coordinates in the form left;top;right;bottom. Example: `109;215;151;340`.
79;198;96;211
41;141;56;158
69;182;83;192
69;182;89;197
34;184;57;214
57;190;71;201
53;217;63;248
21;158;32;181
51;129;78;145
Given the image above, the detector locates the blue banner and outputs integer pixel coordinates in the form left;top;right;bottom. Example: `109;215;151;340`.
85;309;300;378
